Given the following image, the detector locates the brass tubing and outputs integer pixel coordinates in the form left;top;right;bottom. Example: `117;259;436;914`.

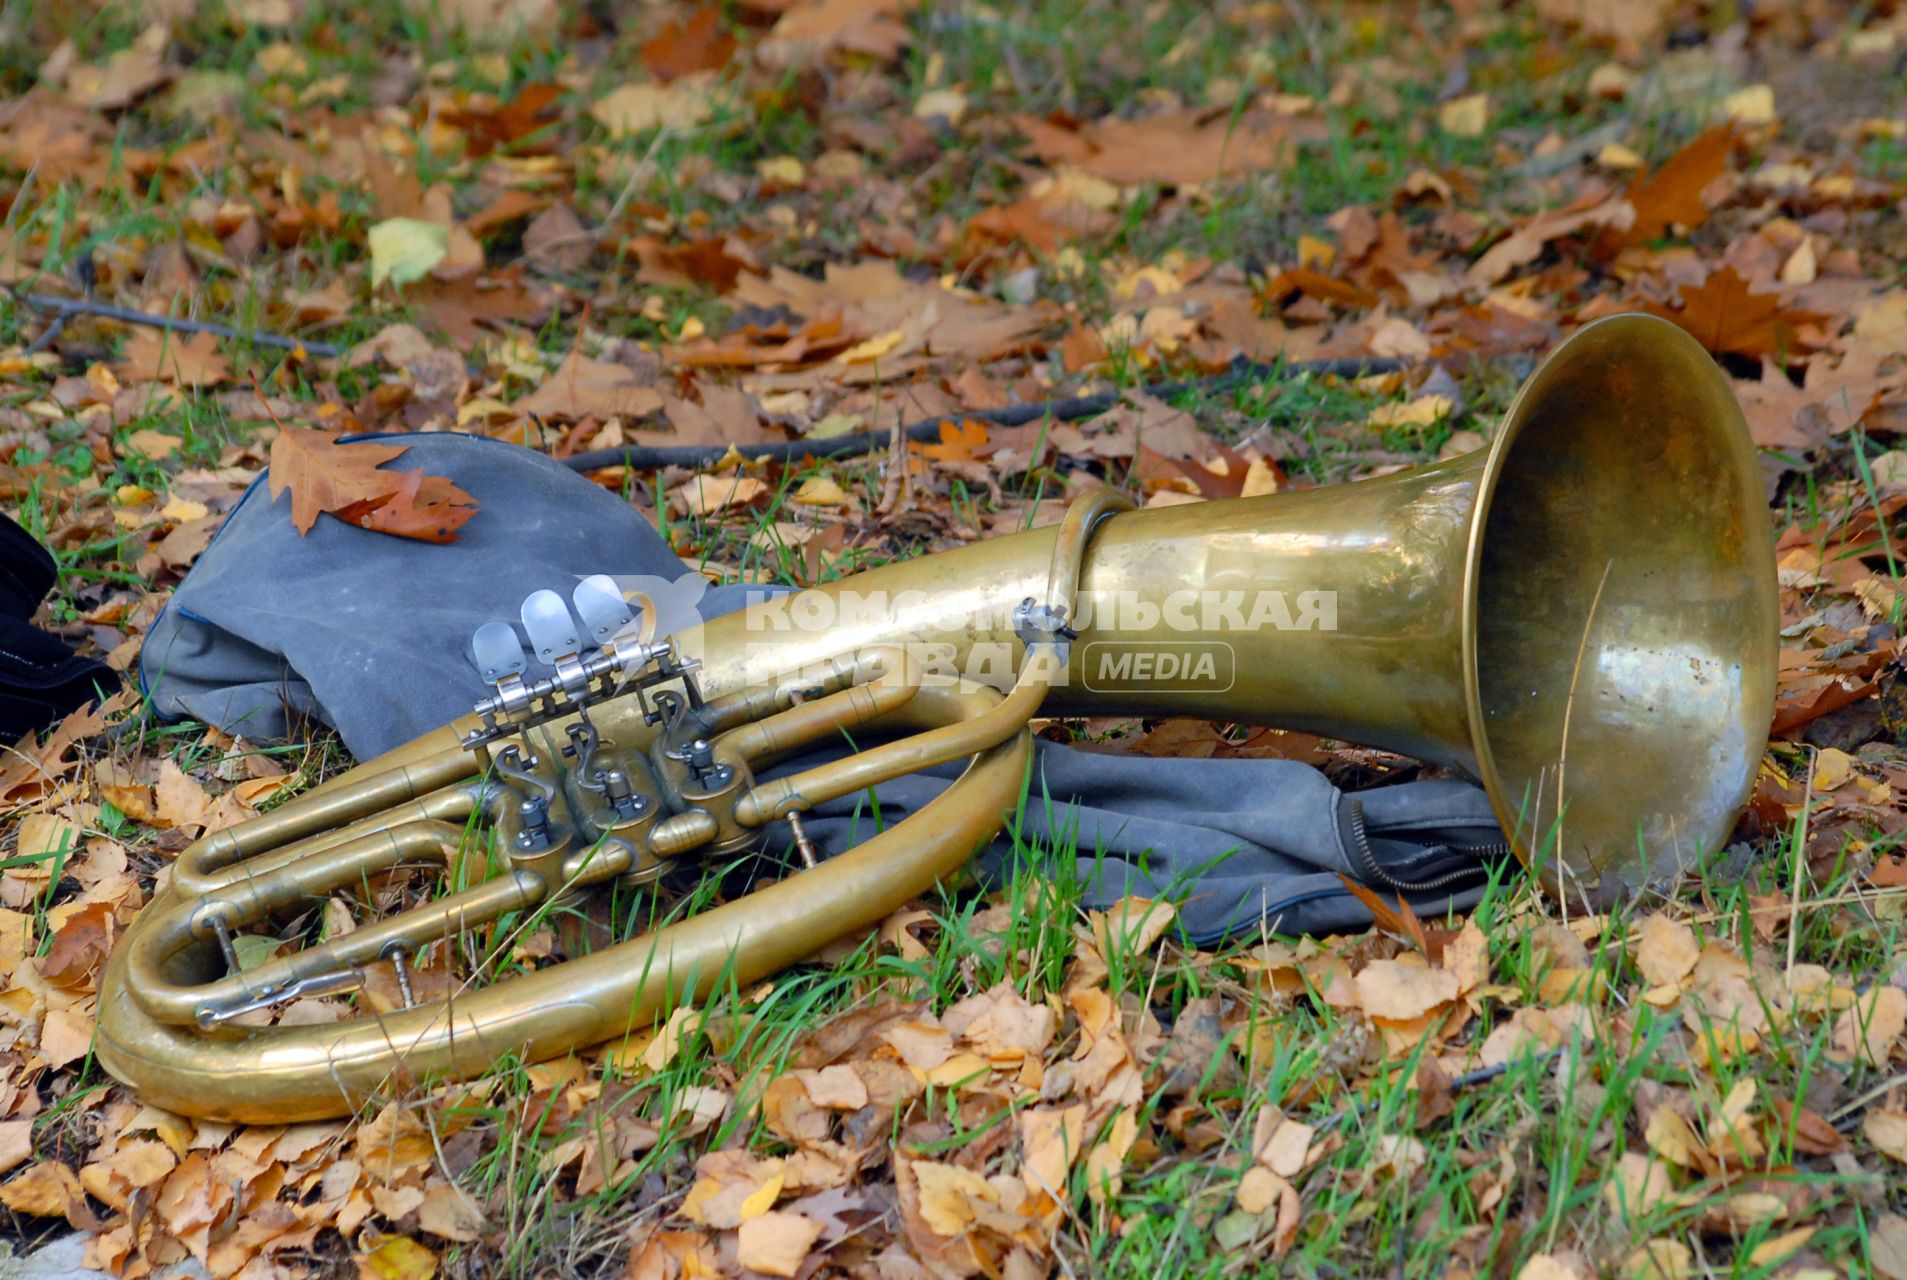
733;649;1058;826
214;869;547;1002
129;822;477;1026
717;647;918;767
1044;488;1135;618
181;746;476;883
692;649;884;735
174;781;487;895
94;690;1028;1122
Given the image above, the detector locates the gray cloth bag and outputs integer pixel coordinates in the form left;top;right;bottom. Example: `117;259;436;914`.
142;433;1509;942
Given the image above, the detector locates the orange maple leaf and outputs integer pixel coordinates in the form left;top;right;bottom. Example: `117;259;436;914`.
921;419;989;462
1647;266;1822;359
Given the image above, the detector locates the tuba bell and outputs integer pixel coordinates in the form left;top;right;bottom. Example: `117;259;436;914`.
95;313;1778;1122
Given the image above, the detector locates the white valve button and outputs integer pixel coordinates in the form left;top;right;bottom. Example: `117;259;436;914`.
574;574;635;645
471;622;527;684
521;589;580;665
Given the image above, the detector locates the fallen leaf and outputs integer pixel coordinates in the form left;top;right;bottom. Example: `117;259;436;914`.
0;1122;31;1177
120;329;231;387
640;5;736;82
358;1234;437;1280
1355;959;1459;1020
1648;266;1822;359
1876;1214;1907;1280
1439;93;1488;137
735;1211;822;1278
516;351;664;422
368;218;451;288
1635;915;1700;988
1868;1110;1907;1163
0;1162;86;1218
589;78;715;135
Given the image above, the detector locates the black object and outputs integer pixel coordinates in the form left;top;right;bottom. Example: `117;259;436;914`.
0;513;116;745
556;354;1408;474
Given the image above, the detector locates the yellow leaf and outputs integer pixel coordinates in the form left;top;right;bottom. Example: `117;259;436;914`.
911;1160;996;1236
681;1153;786;1228
358;1234;438;1280
1723;83;1776;126
589;79;714;135
757;156;805;184
368;218;449;289
126;428;182;459
913;88;968;124
1094;896;1177;957
0;1162;85;1217
1746;1227;1814;1267
1635;915;1700;987
838;329;906;364
1834;985;1907;1065
1814;746;1856;790
736;1211;823;1278
1439;93;1488;138
1235;1165;1286;1215
1366;394;1453;430
1019;1105;1085;1197
1355;959;1459;1021
1867;1110;1907;1163
1518;1256;1586;1280
1598;142;1644;168
1240;456;1280;498
1779;237;1816;286
1083;1109;1138;1203
1644;1106;1703;1167
1621;1239;1693;1279
1296;235;1334;270
792;476;851;507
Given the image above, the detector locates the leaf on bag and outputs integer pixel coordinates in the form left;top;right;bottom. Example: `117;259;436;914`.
267;427;478;542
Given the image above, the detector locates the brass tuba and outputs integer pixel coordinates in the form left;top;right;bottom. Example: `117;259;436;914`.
96;314;1778;1122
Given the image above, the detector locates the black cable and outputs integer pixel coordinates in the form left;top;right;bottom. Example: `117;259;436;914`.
557;354;1407;473
14;291;346;359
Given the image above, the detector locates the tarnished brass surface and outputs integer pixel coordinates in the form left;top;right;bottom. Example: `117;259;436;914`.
94;314;1777;1121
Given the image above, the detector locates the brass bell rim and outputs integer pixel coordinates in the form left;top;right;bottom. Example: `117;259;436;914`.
1455;311;1780;894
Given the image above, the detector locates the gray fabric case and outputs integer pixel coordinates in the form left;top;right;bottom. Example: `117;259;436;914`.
141;433;1508;942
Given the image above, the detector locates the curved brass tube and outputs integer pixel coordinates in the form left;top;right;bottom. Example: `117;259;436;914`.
95;684;1031;1122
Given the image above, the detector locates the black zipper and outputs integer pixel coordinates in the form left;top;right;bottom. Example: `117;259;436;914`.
1343;797;1512;894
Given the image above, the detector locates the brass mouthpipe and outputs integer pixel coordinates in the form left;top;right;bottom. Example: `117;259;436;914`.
717;647;918;768
692;647;890;735
734;648;1058;826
